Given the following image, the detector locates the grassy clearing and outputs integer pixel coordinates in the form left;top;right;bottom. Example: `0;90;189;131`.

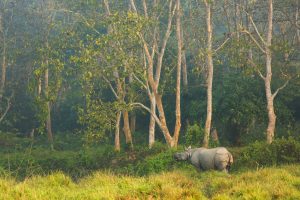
1;134;300;199
1;164;300;200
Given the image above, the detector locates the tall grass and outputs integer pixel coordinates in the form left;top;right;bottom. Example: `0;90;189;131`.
1;165;300;199
1;134;300;199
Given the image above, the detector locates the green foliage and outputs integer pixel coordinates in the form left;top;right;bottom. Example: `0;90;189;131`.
184;123;204;146
71;10;148;144
2;132;300;180
1;0;300;150
1;131;300;199
78;100;117;142
234;137;300;170
133;149;184;176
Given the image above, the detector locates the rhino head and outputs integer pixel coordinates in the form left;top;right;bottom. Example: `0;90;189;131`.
173;146;192;161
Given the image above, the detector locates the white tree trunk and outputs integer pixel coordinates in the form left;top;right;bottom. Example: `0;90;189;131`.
173;0;182;146
45;67;54;150
115;111;121;152
149;94;156;148
203;0;213;148
265;0;275;144
123;110;133;149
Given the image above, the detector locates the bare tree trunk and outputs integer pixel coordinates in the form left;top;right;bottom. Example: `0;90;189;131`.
211;128;219;144
0;94;12;123
234;0;241;40
123;110;133;149
29;129;35;140
223;0;232;34
245;1;253;61
0;39;6;100
149;94;156;148
265;0;275;144
181;28;188;91
38;77;42;96
203;0;213;148
155;94;174;147
296;2;300;44
173;0;182;146
30;76;42;140
128;73;136;134
115;111;121;152
45;67;54;150
130;112;136;134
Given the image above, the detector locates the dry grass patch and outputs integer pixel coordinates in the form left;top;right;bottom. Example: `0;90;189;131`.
0;165;300;199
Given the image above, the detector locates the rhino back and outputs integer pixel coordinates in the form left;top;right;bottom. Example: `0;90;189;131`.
189;148;206;168
197;149;218;170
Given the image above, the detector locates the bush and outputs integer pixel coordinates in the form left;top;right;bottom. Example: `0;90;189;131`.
234;137;300;170
135;149;177;175
184;123;204;146
113;145;189;176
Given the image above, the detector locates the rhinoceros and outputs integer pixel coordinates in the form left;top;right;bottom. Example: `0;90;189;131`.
174;146;233;173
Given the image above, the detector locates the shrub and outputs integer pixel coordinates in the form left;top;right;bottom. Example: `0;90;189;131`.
135;150;176;175
114;147;190;176
234;137;300;170
184;123;204;146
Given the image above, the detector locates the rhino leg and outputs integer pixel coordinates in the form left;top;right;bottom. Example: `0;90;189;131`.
226;164;231;172
221;168;228;173
214;153;229;171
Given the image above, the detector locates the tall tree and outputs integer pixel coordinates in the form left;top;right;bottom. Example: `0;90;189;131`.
203;0;214;148
103;0;133;150
265;0;276;144
130;0;183;148
241;0;291;143
0;1;14;123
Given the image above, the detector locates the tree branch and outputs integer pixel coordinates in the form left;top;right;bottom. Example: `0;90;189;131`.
49;8;100;35
0;93;13;123
272;79;290;99
132;73;147;89
129;0;138;12
239;5;267;46
102;76;119;99
241;30;266;53
247;15;267;46
131;102;163;129
155;0;176;85
139;35;156;88
142;0;148;18
248;59;266;80
214;37;231;53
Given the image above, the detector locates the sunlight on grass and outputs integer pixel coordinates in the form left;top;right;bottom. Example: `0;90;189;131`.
0;165;300;199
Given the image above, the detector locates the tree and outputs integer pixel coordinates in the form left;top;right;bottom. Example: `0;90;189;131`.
241;0;292;143
203;0;214;148
130;0;183;148
0;1;15;124
29;0;67;149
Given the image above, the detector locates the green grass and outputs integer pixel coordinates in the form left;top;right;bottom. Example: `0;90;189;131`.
1;165;300;199
1;133;300;199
